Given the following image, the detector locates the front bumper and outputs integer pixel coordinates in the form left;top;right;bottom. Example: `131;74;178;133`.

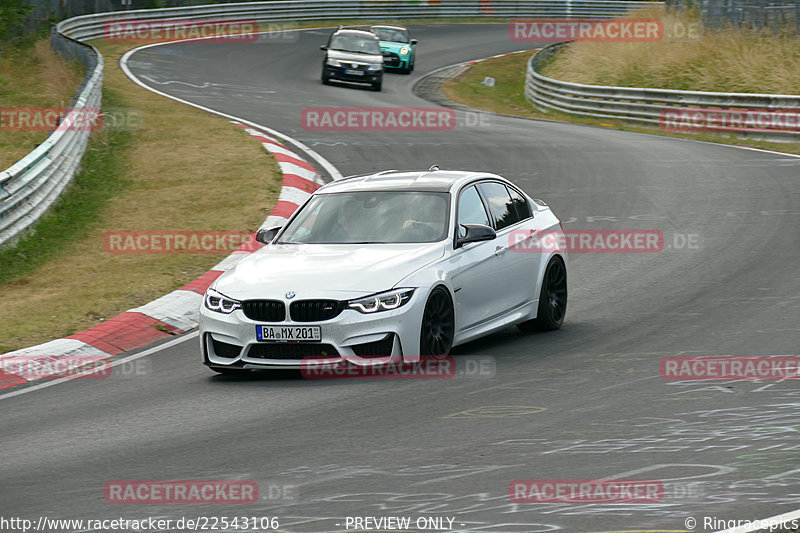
382;52;409;69
200;292;424;370
323;65;382;84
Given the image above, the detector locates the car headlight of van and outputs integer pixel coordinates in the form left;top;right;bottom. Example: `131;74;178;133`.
348;288;414;313
326;58;342;67
204;288;241;314
400;46;409;55
367;63;382;71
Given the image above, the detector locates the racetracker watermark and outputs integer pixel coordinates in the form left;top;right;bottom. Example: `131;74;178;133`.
509;229;663;253
661;356;800;380
509;479;664;502
104;231;259;254
103;19;258;43
301;356;457;380
510;18;663;42
301;107;459;131
660;108;800;134
254;22;300;42
1;107;100;131
104;481;258;504
0;355;111;380
686;516;800;531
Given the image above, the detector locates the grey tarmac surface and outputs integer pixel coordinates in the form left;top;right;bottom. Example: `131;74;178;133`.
2;23;800;533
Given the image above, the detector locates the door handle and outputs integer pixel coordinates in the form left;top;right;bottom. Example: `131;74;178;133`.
494;246;505;257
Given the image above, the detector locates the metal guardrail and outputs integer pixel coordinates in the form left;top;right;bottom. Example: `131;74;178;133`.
56;1;662;41
0;29;103;247
666;0;800;34
2;0;661;247
525;42;800;142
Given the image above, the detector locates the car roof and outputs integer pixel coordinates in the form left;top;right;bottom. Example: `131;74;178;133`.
317;169;506;193
371;25;408;31
333;28;379;39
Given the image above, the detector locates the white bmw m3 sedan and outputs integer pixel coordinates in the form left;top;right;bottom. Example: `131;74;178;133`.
200;169;567;374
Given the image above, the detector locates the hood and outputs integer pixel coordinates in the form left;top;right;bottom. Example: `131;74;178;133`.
327;48;383;65
213;242;445;300
379;41;408;52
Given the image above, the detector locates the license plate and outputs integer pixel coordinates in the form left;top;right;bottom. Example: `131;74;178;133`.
344;69;364;76
256;325;321;343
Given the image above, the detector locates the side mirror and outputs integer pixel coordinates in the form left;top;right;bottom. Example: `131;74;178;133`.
320;45;328;51
256;225;282;244
456;224;496;248
410;39;418;45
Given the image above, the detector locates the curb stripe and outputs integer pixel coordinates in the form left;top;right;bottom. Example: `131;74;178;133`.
271;200;305;218
272;152;319;173
66;312;178;355
0;119;327;392
282;173;323;193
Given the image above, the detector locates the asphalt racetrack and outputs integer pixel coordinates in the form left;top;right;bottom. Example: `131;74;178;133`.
2;22;800;533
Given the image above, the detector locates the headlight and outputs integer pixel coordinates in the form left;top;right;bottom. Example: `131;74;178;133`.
326;58;341;67
400;46;409;55
367;63;382;71
348;288;414;314
204;288;241;314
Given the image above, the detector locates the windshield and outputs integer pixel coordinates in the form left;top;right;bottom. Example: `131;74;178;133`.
329;34;381;55
279;191;449;244
371;27;410;43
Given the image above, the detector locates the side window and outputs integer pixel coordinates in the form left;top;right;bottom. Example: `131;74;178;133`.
477;182;520;231
508;186;532;221
457;185;490;238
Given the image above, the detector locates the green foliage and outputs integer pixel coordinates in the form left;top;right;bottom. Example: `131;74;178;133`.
0;0;33;46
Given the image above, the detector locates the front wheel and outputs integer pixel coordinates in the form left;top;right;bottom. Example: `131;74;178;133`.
517;256;567;332
420;287;455;357
371;78;382;91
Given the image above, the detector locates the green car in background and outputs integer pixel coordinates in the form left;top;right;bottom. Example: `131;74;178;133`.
370;25;417;74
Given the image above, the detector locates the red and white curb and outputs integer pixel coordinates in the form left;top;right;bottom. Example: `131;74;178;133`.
0;122;325;392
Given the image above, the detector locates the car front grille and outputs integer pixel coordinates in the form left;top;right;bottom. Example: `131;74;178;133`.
383;52;400;66
247;343;339;360
350;334;394;358
242;300;286;322
290;300;345;322
211;338;243;359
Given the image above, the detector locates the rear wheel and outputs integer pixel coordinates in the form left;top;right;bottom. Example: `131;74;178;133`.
517;256;567;331
420;287;455;357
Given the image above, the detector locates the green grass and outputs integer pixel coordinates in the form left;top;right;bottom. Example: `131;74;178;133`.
442;51;800;156
540;6;800;94
0;88;132;286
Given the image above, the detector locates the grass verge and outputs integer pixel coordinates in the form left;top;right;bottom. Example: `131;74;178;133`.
0;39;281;353
540;6;800;94
442;50;800;156
0;38;85;168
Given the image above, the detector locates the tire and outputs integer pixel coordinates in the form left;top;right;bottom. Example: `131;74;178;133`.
321;71;331;85
372;79;382;91
420;286;455;357
517;256;567;332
